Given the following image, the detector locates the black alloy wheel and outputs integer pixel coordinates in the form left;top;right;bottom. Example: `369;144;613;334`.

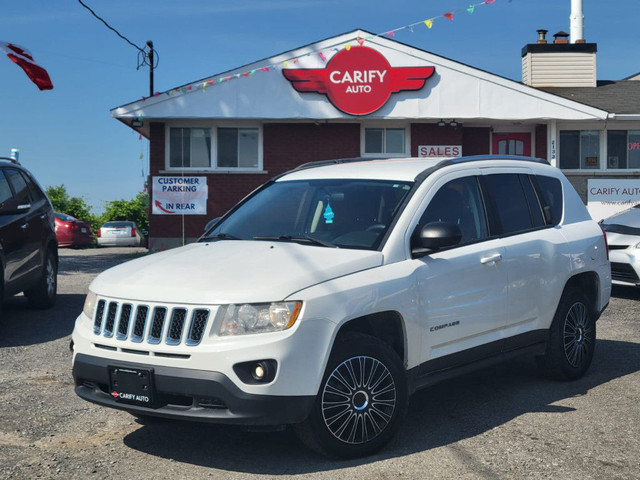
538;286;596;380
295;332;407;458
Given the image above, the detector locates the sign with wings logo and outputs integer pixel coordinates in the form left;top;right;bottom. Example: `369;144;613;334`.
283;46;435;116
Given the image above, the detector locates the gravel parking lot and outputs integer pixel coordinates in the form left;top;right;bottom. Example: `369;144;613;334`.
1;247;639;479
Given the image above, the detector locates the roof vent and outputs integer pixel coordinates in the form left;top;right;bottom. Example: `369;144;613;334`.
553;31;570;44
536;29;548;44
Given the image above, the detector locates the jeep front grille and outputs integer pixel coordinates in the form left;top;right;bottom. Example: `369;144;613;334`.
93;300;211;346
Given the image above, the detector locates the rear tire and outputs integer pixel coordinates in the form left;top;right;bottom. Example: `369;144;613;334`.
25;249;57;310
294;332;407;458
538;287;596;380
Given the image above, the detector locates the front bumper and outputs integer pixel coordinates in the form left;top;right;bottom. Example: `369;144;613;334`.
73;353;315;425
609;249;640;287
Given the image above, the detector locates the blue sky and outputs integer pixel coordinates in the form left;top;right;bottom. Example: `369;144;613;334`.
1;0;638;213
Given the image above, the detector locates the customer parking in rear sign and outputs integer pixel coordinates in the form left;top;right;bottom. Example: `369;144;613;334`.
152;176;208;215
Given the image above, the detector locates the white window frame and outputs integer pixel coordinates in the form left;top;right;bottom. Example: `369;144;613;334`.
164;123;263;172
605;128;640;171
360;123;410;157
555;123;604;171
166;125;213;170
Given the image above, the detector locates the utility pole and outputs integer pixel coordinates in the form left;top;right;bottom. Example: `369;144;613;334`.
147;40;154;97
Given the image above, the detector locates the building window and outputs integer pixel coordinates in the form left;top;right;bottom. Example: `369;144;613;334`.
364;128;406;154
607;130;640;169
559;130;600;169
497;139;524;155
217;128;259;169
169;127;211;168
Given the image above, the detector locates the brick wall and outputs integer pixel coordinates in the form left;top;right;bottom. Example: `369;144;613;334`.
410;124;463;156
535;124;548;159
148;122;360;244
410;124;490;156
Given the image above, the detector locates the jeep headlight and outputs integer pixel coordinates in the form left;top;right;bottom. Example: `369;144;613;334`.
82;290;98;320
218;301;302;336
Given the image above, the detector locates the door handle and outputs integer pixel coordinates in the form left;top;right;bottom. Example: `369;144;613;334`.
20;222;29;230
481;253;502;264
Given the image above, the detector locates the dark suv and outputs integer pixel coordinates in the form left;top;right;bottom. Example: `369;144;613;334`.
0;157;57;314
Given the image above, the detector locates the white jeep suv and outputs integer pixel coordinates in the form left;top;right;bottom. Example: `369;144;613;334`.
72;155;611;458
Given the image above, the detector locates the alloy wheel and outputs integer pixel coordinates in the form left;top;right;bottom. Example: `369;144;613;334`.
563;301;593;368
321;355;397;445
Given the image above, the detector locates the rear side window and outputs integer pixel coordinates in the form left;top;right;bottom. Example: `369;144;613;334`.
21;171;45;202
5;168;31;203
520;175;545;228
534;175;563;225
0;170;13;204
483;173;543;235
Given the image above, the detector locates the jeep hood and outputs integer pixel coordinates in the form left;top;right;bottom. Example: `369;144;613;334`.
90;241;383;304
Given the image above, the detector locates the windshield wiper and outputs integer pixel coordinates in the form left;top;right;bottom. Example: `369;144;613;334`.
253;235;337;248
201;232;242;241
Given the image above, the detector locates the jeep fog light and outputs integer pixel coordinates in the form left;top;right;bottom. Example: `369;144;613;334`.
82;291;98;319
218;301;302;336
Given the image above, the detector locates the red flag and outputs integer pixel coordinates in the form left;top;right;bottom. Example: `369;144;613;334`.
444;12;454;20
0;41;53;90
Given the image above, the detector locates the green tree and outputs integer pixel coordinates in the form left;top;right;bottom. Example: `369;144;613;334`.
46;185;101;233
101;192;149;233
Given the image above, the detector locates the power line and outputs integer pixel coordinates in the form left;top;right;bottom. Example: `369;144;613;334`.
77;0;157;70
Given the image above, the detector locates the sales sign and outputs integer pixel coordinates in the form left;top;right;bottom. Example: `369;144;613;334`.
152;176;208;215
418;145;462;158
283;46;435;115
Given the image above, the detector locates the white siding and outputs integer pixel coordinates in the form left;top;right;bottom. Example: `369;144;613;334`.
522;52;596;87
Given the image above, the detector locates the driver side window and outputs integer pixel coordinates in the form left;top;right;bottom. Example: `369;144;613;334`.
418;176;489;245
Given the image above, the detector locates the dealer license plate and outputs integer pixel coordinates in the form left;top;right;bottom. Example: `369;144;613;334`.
109;366;154;406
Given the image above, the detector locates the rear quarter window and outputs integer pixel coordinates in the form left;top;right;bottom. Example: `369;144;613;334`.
534;175;563;225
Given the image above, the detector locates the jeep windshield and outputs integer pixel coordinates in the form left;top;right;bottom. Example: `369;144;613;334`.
202;179;413;250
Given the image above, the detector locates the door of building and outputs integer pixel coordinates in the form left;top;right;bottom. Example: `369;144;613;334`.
492;133;531;156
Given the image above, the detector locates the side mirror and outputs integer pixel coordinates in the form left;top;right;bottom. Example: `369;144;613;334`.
412;221;461;257
0;198;30;215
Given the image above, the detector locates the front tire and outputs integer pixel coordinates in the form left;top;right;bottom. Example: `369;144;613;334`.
295;333;407;458
25;249;57;309
538;287;596;380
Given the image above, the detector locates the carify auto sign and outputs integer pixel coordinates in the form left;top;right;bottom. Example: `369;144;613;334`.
283;46;435;116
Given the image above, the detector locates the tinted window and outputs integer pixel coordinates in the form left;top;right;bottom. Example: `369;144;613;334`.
520;175;545;228
56;213;77;221
535;175;563;225
0;170;13;204
418;176;488;245
21;171;45;202
103;221;134;228
483;174;535;235
5;168;31;203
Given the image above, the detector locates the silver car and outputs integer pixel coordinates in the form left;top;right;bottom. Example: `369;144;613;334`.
97;221;146;247
601;204;640;288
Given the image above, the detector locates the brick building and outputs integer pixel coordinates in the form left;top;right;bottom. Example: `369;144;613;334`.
112;28;640;250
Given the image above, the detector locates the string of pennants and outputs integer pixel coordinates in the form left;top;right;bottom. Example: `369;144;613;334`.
140;0;504;104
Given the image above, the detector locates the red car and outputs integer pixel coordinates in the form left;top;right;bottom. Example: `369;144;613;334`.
54;212;94;247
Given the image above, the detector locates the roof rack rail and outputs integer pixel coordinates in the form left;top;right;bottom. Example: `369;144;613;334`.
0;156;20;165
293;156;388;172
447;154;549;165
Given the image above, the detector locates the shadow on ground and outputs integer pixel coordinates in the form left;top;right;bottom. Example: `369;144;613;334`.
122;338;640;474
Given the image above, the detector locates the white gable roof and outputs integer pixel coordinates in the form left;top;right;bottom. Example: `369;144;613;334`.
111;29;607;131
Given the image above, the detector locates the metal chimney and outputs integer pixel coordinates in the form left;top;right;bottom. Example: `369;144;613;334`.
570;0;585;43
